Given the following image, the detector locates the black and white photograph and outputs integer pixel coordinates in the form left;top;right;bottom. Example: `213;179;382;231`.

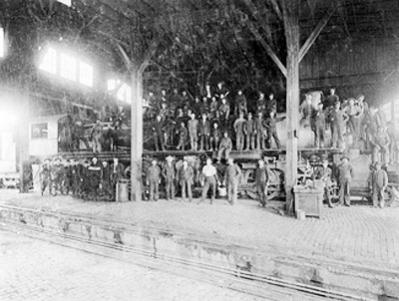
1;0;399;300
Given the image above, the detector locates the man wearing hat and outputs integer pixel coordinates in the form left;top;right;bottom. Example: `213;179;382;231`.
371;162;388;208
162;156;176;201
255;159;270;207
338;156;354;206
224;158;241;205
88;156;102;201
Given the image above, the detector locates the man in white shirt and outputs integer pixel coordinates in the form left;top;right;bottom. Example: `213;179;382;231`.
198;158;218;204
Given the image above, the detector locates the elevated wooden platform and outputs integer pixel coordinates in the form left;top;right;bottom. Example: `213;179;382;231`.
53;148;343;162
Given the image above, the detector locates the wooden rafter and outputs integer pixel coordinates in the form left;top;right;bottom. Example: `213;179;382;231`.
247;21;287;77
298;6;337;62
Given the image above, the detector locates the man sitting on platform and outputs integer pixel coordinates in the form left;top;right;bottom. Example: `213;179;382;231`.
218;132;233;162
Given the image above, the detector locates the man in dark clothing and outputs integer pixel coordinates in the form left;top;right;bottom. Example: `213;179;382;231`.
234;90;247;116
210;122;221;151
312;102;326;148
315;159;334;207
244;112;255;151
266;93;277;115
255;159;269;207
178;160;194;202
146;160;161;202
338;156;354;206
162;156;176;201
91;120;103;153
198;113;211;151
152;115;165;151
324;87;339;109
101;160;113;201
176;122;188;151
264;111;283;149
224;158;241;205
88;157;102;201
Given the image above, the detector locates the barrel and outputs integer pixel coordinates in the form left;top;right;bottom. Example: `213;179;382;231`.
116;179;129;202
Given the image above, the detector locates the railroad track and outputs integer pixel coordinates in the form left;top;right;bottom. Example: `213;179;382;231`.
0;220;373;301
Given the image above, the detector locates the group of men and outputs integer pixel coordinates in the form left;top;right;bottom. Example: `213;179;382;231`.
145;155;272;207
303;88;397;165
148;82;284;155
40;156;126;201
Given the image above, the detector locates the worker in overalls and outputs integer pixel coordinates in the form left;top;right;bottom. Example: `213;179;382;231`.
244;112;255;150
233;112;246;151
224;158;241;205
146;160;161;202
162;156;176;201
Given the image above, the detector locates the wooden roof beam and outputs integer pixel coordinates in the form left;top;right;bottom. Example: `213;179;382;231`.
298;5;337;62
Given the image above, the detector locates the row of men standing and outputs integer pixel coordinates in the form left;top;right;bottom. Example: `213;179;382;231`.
145;156;271;206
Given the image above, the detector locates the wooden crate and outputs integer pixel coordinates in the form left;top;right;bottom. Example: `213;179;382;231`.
293;185;324;218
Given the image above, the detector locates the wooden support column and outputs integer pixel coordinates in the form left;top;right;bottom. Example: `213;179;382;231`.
130;68;144;201
282;0;300;214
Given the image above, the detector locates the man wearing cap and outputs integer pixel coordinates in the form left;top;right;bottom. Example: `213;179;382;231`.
198;113;211;151
330;102;348;149
338;156;354;206
264;110;283;149
371;162;388;208
176;122;188;151
255;159;269;207
146;160;161;202
198;158;218;204
178;160;194;202
312;102;326;148
224;158;241;205
210;122;221;151
162;157;176;201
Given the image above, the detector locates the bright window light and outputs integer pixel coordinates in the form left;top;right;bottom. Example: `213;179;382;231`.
117;83;131;103
79;61;93;87
0;27;4;58
60;52;77;81
57;0;71;7
39;47;57;74
107;79;120;91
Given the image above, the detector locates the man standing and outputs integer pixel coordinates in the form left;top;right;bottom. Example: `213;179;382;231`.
101;160;112;201
330;102;348;149
91;120;103;153
152;115;165;151
264;111;282;149
371;162;388;208
244;112;255;150
146;160;161;202
88;157;102;201
255;159;269;207
218;97;230;128
254;111;265;150
176;122;188;151
338;156;354;206
162;156;176;201
198;113;211;151
224;158;241;205
40;158;51;196
198;158;218;204
188;113;199;151
217;132;233;162
210;122;221;151
233;112;246;151
111;158;125;201
312;102;326;148
178;160;194;202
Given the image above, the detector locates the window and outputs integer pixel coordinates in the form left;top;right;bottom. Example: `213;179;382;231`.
60;52;77;81
0;27;4;58
79;61;93;87
39;47;57;74
31;123;48;139
117;83;131;103
57;0;71;6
